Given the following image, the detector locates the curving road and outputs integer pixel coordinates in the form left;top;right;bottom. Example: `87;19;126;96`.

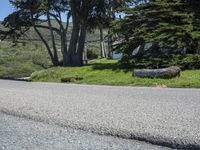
0;113;169;150
0;79;200;149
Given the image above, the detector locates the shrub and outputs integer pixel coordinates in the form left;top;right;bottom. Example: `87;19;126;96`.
32;53;51;69
87;49;99;59
180;55;200;69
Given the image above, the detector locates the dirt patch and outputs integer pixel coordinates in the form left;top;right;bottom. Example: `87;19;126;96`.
61;77;83;83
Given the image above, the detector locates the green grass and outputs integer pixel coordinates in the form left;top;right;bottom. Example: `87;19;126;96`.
0;41;51;78
31;59;200;88
0;21;105;78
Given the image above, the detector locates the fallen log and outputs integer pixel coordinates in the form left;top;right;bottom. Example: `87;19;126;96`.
133;66;181;79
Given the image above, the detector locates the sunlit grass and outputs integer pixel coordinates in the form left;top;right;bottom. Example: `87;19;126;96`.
31;59;200;88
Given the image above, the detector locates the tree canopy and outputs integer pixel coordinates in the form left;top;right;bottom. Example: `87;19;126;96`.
1;0;127;66
114;0;200;56
1;0;200;66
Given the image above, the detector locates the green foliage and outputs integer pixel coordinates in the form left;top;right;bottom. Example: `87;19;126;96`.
0;41;50;78
31;50;51;69
87;50;98;59
114;0;200;55
181;55;200;69
0;64;39;78
31;59;200;88
87;46;99;59
119;54;200;70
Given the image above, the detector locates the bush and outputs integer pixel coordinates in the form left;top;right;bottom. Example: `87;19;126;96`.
0;43;47;78
32;53;51;69
119;54;200;70
0;64;39;78
87;49;99;59
181;55;200;69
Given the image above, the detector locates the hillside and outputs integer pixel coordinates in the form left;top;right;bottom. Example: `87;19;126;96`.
0;20;107;78
1;20;106;55
1;20;104;47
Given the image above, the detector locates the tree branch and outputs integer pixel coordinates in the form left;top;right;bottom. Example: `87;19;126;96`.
34;25;61;35
30;11;54;64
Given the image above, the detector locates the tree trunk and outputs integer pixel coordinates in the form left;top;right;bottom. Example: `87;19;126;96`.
30;11;57;66
64;17;80;66
63;1;89;66
47;10;59;66
58;12;70;66
76;21;87;66
107;29;113;58
66;21;87;66
99;22;106;58
83;40;88;65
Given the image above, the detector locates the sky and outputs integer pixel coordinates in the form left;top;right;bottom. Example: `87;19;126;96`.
0;0;14;21
0;0;69;22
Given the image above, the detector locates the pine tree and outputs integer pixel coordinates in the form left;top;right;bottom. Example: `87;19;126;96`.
114;0;200;56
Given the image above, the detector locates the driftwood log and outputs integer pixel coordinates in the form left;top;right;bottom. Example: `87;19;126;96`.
133;66;181;79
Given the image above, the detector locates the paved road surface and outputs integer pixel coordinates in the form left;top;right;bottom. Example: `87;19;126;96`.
0;113;170;150
0;80;200;149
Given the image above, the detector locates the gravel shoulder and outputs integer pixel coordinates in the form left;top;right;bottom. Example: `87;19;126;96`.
0;80;200;149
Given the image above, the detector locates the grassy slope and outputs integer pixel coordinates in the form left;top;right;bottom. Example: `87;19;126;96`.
0;20;103;78
31;59;200;88
0;41;51;78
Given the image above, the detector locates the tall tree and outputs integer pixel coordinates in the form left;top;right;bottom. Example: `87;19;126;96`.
90;0;136;58
114;0;200;57
5;0;70;66
1;0;121;66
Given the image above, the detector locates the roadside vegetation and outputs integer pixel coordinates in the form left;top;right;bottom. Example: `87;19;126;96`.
0;0;200;88
0;40;101;78
0;41;51;78
31;59;200;88
0;21;102;78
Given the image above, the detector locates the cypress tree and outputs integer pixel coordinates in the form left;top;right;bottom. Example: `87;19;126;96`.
114;0;200;56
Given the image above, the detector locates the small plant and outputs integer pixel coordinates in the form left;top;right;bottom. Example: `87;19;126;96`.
87;48;99;59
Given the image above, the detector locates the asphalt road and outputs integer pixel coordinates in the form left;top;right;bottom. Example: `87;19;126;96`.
0;113;170;150
0;80;200;149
